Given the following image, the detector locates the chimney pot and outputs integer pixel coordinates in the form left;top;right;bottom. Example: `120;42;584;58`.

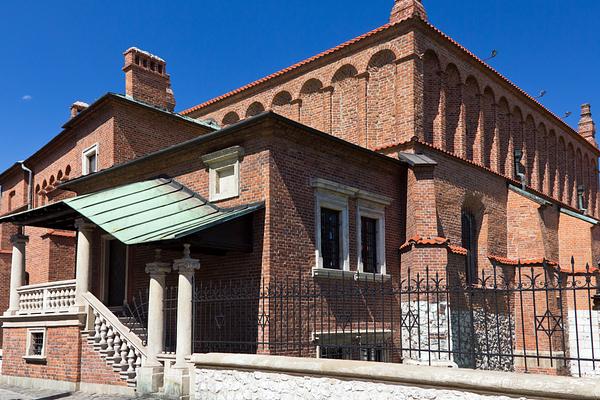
390;0;427;24
70;101;89;119
123;47;175;112
579;103;597;147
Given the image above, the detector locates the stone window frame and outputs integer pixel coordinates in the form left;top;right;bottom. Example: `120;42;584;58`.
356;200;387;275
82;143;99;176
201;146;244;202
24;327;47;362
314;189;350;272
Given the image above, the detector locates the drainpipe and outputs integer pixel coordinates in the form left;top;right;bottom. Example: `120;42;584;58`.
18;161;33;210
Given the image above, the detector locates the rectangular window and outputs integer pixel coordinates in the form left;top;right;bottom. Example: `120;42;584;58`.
82;144;99;175
318;345;386;363
321;208;341;269
201;146;244;202
361;217;378;273
215;165;236;197
25;328;46;360
461;212;477;285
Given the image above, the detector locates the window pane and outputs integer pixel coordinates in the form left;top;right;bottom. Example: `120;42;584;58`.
461;212;477;284
87;153;97;173
30;332;44;355
321;208;340;269
361;217;378;273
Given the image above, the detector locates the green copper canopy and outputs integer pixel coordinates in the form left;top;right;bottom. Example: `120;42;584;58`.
0;178;263;245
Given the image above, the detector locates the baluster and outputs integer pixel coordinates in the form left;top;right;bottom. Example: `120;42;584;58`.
135;349;142;370
127;345;136;378
93;310;102;343
105;326;115;358
120;340;129;373
112;333;122;368
99;318;108;348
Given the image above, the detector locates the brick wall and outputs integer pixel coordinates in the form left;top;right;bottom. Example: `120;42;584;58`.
2;327;82;382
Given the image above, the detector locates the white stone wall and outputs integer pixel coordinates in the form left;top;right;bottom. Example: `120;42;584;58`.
401;301;451;363
568;309;600;376
195;368;531;400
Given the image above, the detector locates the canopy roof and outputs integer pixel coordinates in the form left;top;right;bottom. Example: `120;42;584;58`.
0;178;263;246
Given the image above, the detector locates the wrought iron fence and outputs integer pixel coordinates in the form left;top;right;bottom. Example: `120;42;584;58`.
161;258;600;377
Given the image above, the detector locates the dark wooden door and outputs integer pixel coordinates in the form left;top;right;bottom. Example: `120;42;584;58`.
107;240;127;307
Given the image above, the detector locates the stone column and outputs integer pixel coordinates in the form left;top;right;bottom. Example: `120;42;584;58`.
138;249;171;394
5;233;28;316
75;218;95;307
164;244;200;399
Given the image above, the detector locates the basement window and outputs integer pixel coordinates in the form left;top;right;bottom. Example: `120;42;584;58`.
24;328;46;361
82;144;99;175
315;331;390;362
201;146;244;202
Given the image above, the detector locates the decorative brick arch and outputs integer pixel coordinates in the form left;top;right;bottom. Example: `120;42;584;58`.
576;148;584;206
65;165;72;177
464;76;481;163
557;136;567;202
523;115;537;190
423;50;441;147
511;107;524;180
271;91;294;119
222;111;240;126
547;130;557;198
57;170;63;182
331;64;360;144
566;142;575;205
246;102;265;118
537;123;548;193
481;86;496;169
299;78;324;131
444;64;461;155
591;159;598;216
583;152;590;211
496;97;511;176
367;49;397;149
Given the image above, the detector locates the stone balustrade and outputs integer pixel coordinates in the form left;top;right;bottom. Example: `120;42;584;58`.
83;292;146;387
16;279;76;315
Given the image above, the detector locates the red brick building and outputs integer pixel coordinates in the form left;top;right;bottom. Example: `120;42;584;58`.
0;0;598;396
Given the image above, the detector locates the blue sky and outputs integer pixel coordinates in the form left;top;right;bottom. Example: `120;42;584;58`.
1;0;598;171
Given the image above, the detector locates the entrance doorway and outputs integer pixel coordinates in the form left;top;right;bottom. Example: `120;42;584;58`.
102;237;128;308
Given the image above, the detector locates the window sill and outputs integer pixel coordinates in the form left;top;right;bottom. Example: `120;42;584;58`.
311;268;391;282
209;193;239;202
23;355;46;364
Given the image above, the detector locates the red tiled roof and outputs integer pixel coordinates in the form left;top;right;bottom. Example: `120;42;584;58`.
180;16;597;155
448;245;468;255
180;22;395;116
400;235;449;251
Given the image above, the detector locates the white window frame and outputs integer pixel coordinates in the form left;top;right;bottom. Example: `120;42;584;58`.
314;190;350;271
82;143;99;175
24;327;46;361
357;200;387;275
201;146;244;202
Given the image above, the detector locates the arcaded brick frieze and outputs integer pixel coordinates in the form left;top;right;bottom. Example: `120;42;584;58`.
188;17;598;218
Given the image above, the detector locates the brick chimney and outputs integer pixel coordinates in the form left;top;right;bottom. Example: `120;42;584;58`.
390;0;427;23
578;103;597;146
70;101;89;118
123;47;176;112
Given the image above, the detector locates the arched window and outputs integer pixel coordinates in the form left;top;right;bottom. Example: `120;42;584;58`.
461;211;477;285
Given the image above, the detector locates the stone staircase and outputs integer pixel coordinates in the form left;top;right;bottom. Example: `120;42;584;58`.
83;293;148;388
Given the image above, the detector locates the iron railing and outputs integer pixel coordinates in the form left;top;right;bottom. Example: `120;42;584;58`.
174;258;600;377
